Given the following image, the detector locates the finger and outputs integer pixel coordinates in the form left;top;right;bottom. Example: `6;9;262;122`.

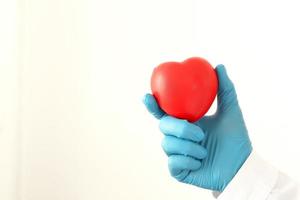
143;93;165;119
161;136;207;160
215;64;238;111
159;116;205;142
168;155;201;177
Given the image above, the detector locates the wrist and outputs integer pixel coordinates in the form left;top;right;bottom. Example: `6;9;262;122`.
219;143;253;192
215;151;278;199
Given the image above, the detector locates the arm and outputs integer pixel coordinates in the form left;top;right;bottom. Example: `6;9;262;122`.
216;152;299;200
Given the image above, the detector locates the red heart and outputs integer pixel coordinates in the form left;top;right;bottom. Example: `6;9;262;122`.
151;57;218;122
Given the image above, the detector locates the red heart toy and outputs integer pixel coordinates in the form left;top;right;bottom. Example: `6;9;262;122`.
151;57;218;122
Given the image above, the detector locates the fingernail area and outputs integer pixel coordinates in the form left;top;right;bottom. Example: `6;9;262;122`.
216;64;225;71
142;93;150;104
216;64;225;68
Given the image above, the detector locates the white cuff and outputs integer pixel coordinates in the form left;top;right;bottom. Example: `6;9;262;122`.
215;151;279;200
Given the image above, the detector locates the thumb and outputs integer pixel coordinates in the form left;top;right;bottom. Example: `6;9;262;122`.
143;93;165;119
215;64;239;112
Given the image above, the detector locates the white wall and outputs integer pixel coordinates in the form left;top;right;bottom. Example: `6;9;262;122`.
18;0;90;199
1;0;300;199
0;0;19;199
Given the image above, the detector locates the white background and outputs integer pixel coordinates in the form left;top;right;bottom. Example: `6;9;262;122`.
1;0;300;199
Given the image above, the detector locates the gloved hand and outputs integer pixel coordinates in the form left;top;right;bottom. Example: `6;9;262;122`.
143;64;252;192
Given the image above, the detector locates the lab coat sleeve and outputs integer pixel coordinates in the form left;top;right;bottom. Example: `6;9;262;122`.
213;151;299;200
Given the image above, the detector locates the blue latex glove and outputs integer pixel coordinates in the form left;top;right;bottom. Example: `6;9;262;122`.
143;64;252;192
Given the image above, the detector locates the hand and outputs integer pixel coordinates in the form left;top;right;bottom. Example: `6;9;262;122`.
143;64;252;192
